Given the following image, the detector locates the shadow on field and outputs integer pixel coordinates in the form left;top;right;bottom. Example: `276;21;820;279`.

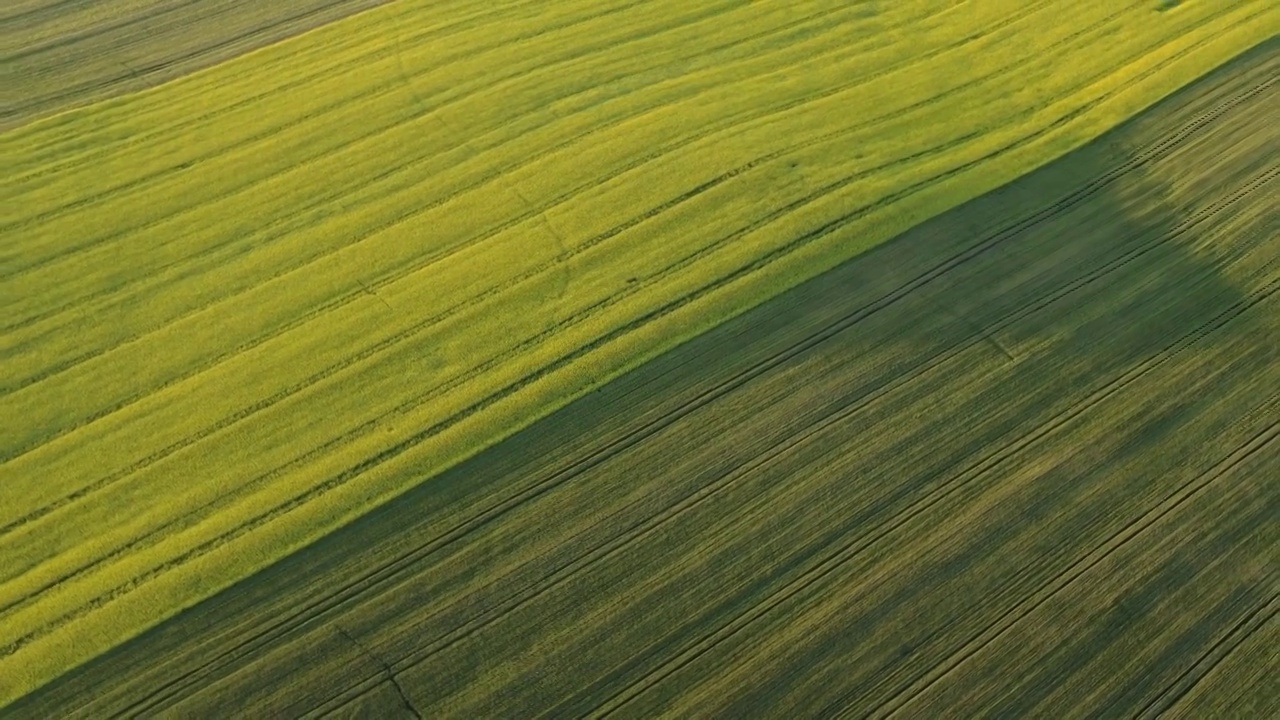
12;37;1277;720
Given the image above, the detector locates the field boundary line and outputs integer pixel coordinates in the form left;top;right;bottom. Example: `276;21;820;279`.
0;0;1244;501
303;161;1280;718
66;55;1276;716
587;275;1280;717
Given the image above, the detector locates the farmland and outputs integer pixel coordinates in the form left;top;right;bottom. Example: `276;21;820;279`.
2;0;1278;711
8;32;1279;716
0;0;391;129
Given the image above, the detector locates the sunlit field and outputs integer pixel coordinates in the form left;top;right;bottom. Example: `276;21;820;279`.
1;0;1276;708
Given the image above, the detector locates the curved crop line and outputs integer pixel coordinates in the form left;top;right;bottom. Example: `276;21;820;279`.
0;0;1126;474
0;0;1253;563
0;0;913;337
82;66;1274;718
3;15;1225;589
1;1;1268;703
0;0;593;181
310;171;1280;717
0;22;1033;473
0;0;534;175
0;0;1054;286
9;135;1274;633
0;7;1259;622
106;133;1135;719
0;15;1249;627
3;45;1257;665
0;4;1090;505
6;0;263;62
0;0;963;326
1;0;416;126
1;0;528;176
0;125;996;608
0;6;929;385
0;0;744;243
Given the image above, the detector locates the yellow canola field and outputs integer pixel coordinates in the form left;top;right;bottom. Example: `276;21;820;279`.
0;0;1276;704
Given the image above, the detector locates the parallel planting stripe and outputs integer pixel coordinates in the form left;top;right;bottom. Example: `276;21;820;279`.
0;0;397;130
1;0;1277;707
9;37;1276;715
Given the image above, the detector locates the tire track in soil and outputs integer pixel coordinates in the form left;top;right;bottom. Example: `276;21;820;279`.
589;279;1278;718
0;0;1005;347
297;164;1280;716
860;421;1280;719
45;58;1274;712
0;5;1249;552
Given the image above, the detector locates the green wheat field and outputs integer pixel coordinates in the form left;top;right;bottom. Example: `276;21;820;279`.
1;0;1276;714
